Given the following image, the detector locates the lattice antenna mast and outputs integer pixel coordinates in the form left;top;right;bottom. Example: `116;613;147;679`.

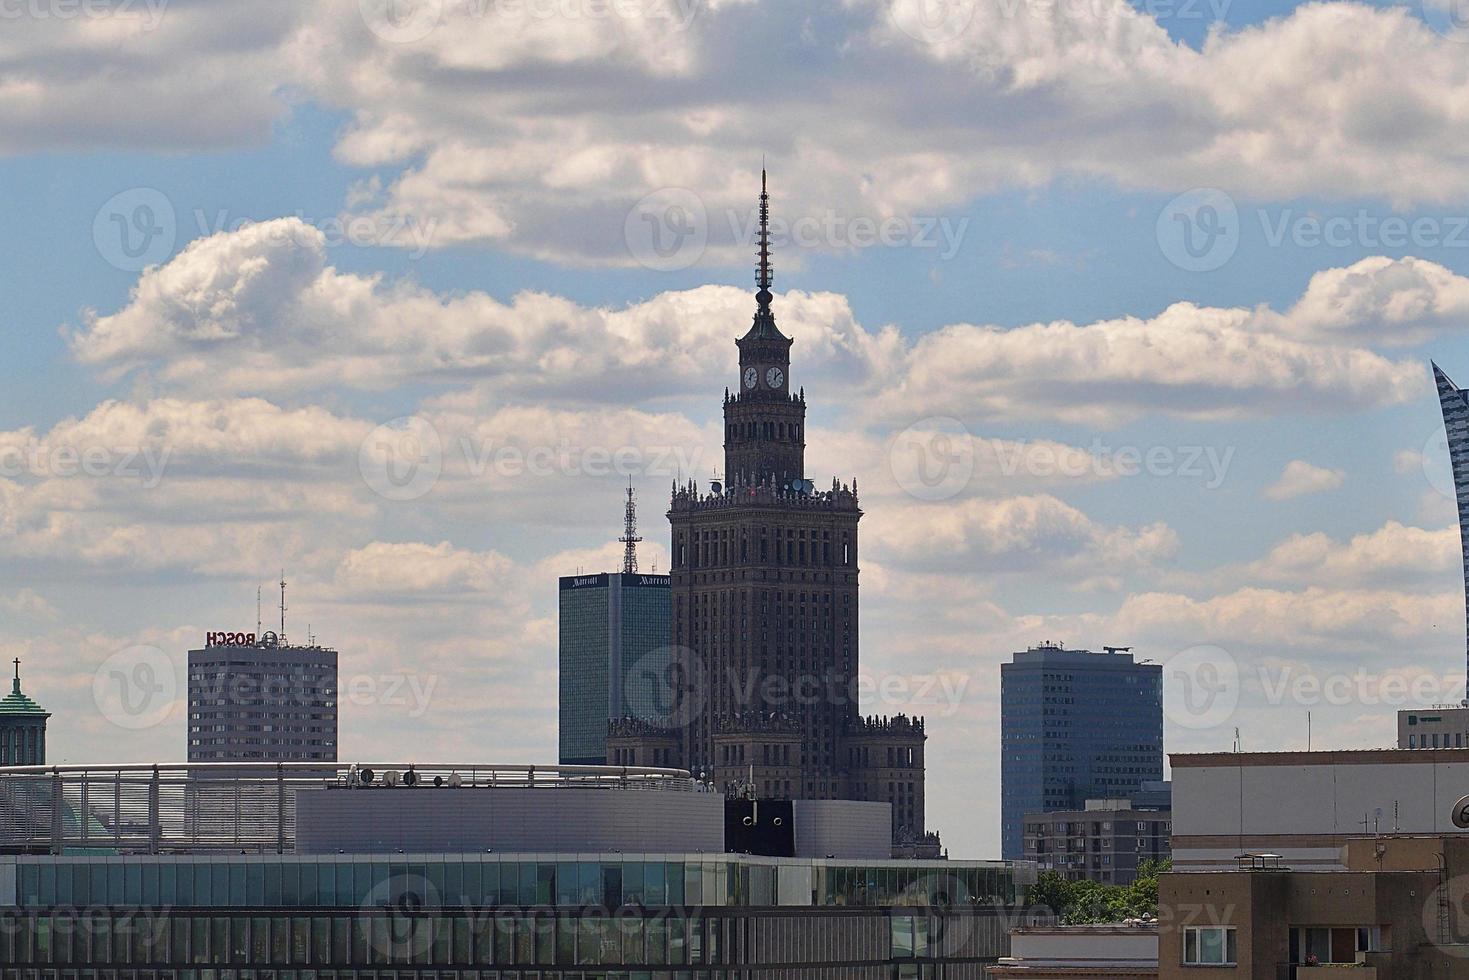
756;168;773;311
619;480;642;574
279;571;288;645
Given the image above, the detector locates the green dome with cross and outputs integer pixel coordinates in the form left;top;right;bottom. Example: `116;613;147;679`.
0;660;49;766
0;659;47;716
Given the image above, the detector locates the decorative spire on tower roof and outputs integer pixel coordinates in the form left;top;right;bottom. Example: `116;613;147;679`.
756;168;773;309
741;166;790;344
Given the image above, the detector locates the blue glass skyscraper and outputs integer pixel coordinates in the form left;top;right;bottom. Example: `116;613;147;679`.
1434;362;1469;698
1000;643;1163;859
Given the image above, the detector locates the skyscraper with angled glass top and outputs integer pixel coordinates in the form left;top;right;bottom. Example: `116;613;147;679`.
1434;361;1469;697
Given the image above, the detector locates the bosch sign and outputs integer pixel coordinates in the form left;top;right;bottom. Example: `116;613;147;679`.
205;631;257;647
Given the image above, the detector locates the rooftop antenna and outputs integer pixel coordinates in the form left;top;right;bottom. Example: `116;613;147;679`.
279;571;287;645
256;585;262;639
619;478;642;574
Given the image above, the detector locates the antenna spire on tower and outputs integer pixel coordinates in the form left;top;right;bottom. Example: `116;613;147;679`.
279;571;288;645
619;479;642;574
756;167;773;311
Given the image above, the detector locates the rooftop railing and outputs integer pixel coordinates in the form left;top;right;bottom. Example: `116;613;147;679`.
0;762;695;855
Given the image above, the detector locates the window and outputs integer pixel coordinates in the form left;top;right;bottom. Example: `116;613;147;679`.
1184;926;1237;966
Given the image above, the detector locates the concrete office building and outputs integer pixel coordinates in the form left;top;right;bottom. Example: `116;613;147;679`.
1022;794;1172;885
1399;705;1469;748
558;570;672;766
0;760;1034;978
187;632;338;763
1001;643;1163;859
1158;836;1469;976
1170;748;1469;872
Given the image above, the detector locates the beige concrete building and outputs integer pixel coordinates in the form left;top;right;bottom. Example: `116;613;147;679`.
1158;837;1469;977
988;924;1158;977
1401;706;1469;749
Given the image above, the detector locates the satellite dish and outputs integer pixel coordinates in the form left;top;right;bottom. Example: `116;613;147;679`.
358;767;375;785
447;772;463;788
402;769;418;787
384;770;401;787
433;775;444;788
1453;795;1469;829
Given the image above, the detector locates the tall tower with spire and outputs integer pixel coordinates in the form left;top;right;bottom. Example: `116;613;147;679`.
651;171;930;849
724;170;807;488
0;659;50;766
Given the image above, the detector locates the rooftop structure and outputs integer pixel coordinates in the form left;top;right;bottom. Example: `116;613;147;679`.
1170;748;1469;872
0;761;1036;976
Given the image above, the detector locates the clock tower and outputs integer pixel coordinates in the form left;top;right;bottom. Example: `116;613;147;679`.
610;171;934;853
724;171;806;489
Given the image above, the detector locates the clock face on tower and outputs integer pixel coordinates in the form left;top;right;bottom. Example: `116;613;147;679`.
766;367;784;388
744;367;758;389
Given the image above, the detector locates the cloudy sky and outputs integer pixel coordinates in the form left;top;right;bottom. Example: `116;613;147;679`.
4;0;1469;857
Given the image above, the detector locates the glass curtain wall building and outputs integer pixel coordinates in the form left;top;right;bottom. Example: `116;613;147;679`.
558;573;672;766
999;644;1163;860
0;853;1032;978
1435;361;1469;698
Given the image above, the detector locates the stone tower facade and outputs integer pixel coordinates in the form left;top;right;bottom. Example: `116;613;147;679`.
610;173;932;851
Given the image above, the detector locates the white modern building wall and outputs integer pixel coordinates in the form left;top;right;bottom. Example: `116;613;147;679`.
1171;749;1469;870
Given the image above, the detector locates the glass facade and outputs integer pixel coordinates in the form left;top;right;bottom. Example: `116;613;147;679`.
999;646;1163;859
0;855;1025;976
0;907;1001;976
1435;362;1469;695
5;857;1022;912
558;575;672;766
